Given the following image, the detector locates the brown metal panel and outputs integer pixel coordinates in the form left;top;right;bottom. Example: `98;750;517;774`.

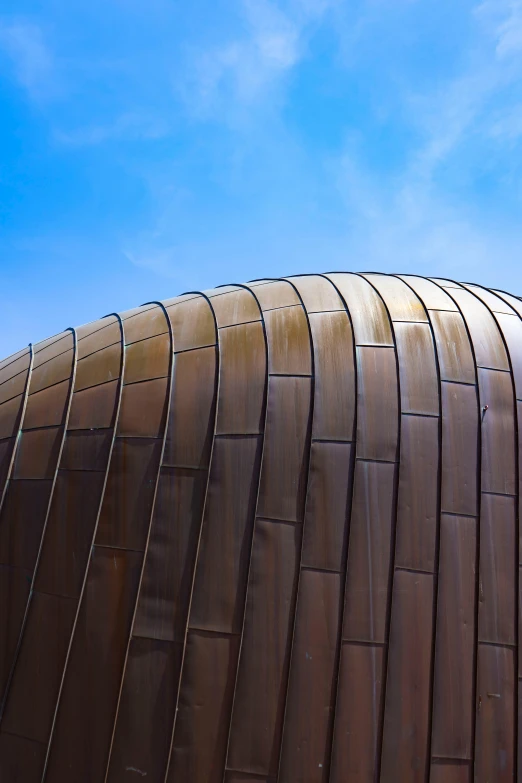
106;637;182;783
0;732;46;782
0;352;30;385
356;346;399;462
397;275;459;311
278;569;341;783
123;332;170;384
0;370;29;405
380;570;434;782
394;322;439;414
519;400;522;562
60;429;112;471
326;273;394;346
165;295;216;352
0;566;31;702
450;287;509;370
429;310;476;384
475;644;515;782
477;368;516;495
430;311;476;384
120;304;157;321
308;311;355;441
441;382;479;516
44;546;142;783
430;761;471;783
189;436;262;634
249;280;300;310
168;631;239;783
227;519;299;776
32;333;73;368
209;288;261;328
1;592;76;743
494;312;522;398
431;514;476;760
0;481;52;569
256;376;312;523
76;314;118;341
133;467;208;642
67;379;119;429
301;441;353;572
164;346;217;468
95;437;163;550
263;306;311;376
215;322;266;435
33;330;71;354
226;775;272;783
343;460;397;643
362;273;429;322
29;348;73;394
116;377;169;438
122;306;168;344
478;494;516;646
77;320;121;360
0;396;23;439
0;346;29;373
35;471;106;598
288;274;344;313
74;342;121;391
12;427;62;479
395;415;439;572
22;379;69;429
329;642;384;783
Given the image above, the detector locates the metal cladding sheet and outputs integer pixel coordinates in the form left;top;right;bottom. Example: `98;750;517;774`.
278;569;340;783
329;642;384;783
431;514;476;760
308;311;355;441
380;570;434;783
227;519;300;776
0;272;521;782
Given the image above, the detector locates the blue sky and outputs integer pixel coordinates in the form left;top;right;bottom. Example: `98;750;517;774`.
1;0;522;357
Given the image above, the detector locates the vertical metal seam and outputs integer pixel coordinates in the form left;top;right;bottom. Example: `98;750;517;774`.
354;273;403;782
459;281;519;779
0;327;77;724
0;343;34;517
40;314;125;782
161;291;221;783
102;302;174;782
393;274;444;783
316;273;360;783
425;278;482;776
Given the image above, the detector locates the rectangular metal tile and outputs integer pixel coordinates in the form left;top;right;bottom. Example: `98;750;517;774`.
478;368;516;496
431;514;476;760
356;346;399;462
117;377;169;438
441;382;479;516
308;311;355;442
189;436;262;634
227;520;300;776
263;306;312;376
394;322;439;415
343;460;397;643
301;441;354;572
475;644;515;782
430;310;476;384
278;569;341;783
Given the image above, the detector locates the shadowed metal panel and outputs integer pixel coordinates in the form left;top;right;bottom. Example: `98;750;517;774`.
225;279;312;780
166;285;266;783
106;294;219;783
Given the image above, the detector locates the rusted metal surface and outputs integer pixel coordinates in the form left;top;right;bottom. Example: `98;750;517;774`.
0;271;520;783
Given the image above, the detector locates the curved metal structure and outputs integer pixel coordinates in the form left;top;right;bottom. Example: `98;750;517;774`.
0;272;520;782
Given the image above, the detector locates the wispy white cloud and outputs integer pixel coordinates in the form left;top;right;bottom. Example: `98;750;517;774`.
179;0;336;116
53;112;170;146
0;20;57;101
